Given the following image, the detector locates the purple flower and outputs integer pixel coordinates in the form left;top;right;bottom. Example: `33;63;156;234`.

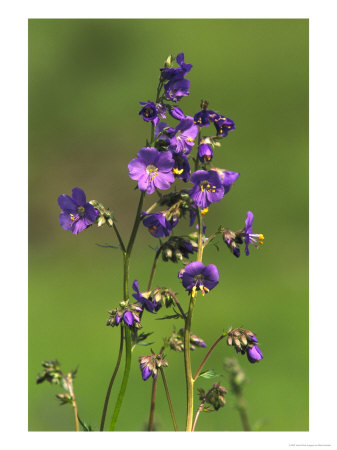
193;109;217;127
189;170;225;209
164;78;191;101
211;168;240;194
169;106;185;120
213;114;236;137
160;52;192;81
132;280;161;313
198;144;213;163
168;117;199;154
244;211;264;256
58;187;98;235
141;365;152;381
142;212;174;238
173;153;191;182
247;345;264;363
139;354;168;381
128;147;175;194
181;261;219;297
139;101;159;126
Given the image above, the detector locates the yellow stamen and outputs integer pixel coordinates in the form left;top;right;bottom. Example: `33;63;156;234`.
186;137;194;142
204;287;209;293
192;286;197;298
201;207;209;215
70;214;75;222
173;168;184;175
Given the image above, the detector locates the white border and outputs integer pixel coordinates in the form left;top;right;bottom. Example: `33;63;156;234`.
1;1;337;449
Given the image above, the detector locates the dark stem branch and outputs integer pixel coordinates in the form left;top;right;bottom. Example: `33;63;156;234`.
112;223;126;253
100;326;124;431
147;247;162;291
191;400;206;432
160;367;178;431
148;376;158;431
193;334;226;381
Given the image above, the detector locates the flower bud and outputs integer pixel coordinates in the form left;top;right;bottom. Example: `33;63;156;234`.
139;353;168;381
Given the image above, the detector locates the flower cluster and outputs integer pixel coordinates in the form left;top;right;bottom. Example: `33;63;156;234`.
198;383;228;411
169;328;206;352
226;328;263;363
106;302;142;329
139;353;168;381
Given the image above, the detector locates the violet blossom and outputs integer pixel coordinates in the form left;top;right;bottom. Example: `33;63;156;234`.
189;170;225;209
128;147;175;194
58;187;98;235
181;261;219;297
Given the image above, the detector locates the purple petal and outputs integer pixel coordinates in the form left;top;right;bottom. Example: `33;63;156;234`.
128;157;146;180
84;204;99;222
154;172;174;191
141;366;152;381
72;216;92;235
123;311;134;327
202;264;219;283
59;212;73;231
115;315;121;325
156;151;174;171
247;345;263;363
72;187;86;206
58;194;77;212
190;170;209;186
185;261;205;276
138;147;158;166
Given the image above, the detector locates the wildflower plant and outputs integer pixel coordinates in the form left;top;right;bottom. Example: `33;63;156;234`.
38;52;265;432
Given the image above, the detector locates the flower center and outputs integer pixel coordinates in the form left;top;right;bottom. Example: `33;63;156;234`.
146;165;159;181
143;107;154;118
200;180;217;193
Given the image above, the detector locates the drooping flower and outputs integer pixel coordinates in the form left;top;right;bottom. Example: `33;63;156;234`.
161;236;197;262
169;328;207;352
172;153;191;182
211;168;240;194
168;116;199;154
132;280;161;313
107;303;142;329
244;211;264;256
189;170;225;209
247;344;264;363
198;143;213;163
128;147;175;194
142;212;176;238
161;53;192;102
213;114;236;137
169;106;185;120
226;328;264;364
181;261;219;297
58;187;99;235
139;354;168;381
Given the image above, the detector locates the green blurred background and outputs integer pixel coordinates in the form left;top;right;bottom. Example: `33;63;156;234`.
28;19;308;431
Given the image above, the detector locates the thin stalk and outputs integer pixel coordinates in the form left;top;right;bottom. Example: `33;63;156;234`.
193;334;226;381
236;390;251;431
148;375;158;431
108;325;132;431
67;375;79;432
191;400;206;432
184;294;196;431
113;223;126;253
100;326;124;431
197;208;203;262
145;201;159;214
160;367;178;431
126;191;145;256
168;290;187;320
147;247;162;290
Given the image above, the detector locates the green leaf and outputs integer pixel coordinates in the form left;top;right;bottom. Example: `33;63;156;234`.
156;313;182;321
96;243;121;249
78;415;93;431
199;369;223;379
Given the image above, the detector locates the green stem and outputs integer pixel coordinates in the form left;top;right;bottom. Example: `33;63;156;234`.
197;208;203;262
108;325;132;431
100;326;124;431
147;375;158;431
147;247;162;290
236;390;251;431
126;191;145;256
160;367;178;431
193;334;226;381
184;294;196;431
113;223;126;253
